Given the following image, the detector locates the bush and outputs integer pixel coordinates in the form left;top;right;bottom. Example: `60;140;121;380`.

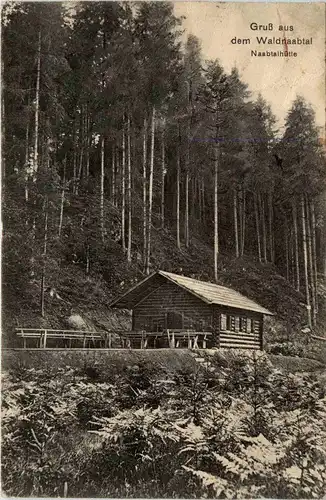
2;354;326;498
269;342;304;357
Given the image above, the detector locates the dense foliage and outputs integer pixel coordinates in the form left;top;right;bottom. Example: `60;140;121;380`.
2;1;326;334
2;352;326;498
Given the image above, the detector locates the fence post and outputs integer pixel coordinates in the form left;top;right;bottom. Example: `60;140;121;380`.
22;329;26;349
43;329;47;348
203;335;207;349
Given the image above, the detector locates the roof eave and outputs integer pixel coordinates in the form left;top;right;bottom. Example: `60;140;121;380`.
110;272;158;308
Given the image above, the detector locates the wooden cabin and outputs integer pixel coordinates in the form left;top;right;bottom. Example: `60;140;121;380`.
111;271;273;350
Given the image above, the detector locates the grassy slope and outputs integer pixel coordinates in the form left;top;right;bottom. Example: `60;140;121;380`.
3;222;325;355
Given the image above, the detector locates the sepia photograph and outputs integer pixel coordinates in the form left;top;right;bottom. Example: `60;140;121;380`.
2;1;326;498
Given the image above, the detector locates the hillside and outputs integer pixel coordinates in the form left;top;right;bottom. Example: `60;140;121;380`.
4;219;324;351
3;1;326;353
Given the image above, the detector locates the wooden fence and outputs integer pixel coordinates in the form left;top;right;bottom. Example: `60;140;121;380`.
15;328;212;350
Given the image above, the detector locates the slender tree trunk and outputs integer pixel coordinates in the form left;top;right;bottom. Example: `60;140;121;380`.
146;105;155;274
127;115;132;262
112;144;116;206
310;201;318;314
292;199;300;291
241;188;246;256
85;106;90;178
176;126;181;250
290;227;295;286
202;179;205;224
306;195;316;325
41;197;48;318
260;193;267;263
268;190;274;263
285;216;289;281
2;69;5;188
161;124;165;229
301;194;312;328
121;119;126;252
33;30;41;179
233;188;239;258
254;193;262;263
214;141;219;282
58;157;66;238
184;171;189;247
25;115;30;202
198;177;202;222
142;116;148;265
76;106;84;194
86;244;90;275
76;147;84;195
100;136;105;243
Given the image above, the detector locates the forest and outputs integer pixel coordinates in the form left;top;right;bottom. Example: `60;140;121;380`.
2;1;326;336
2;2;326;497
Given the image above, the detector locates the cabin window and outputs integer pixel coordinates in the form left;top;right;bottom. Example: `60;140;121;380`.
228;315;235;331
235;316;240;332
240;317;247;333
253;320;260;334
220;313;227;331
247;318;252;334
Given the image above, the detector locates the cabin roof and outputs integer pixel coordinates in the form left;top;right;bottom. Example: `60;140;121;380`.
110;270;273;316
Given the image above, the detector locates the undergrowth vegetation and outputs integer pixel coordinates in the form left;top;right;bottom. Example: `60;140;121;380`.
2;352;326;498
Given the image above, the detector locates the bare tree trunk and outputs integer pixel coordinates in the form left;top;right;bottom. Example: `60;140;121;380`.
292;199;300;292
85;107;90;178
41;197;48;318
241;188;246;256
306;195;316;325
233;188;239;258
127;114;132;262
214;142;219;282
184;171;189;247
2;69;5;189
76;148;84;196
202;178;205;224
268;190;274;263
301;194;312;328
111;145;116;206
121;119;126;252
254;193;262;263
285;217;289;281
86;244;90;275
33;31;41;179
100;136;105;243
260;193;267;263
198;177;202;223
290;227;295;286
146;105;155;274
161;123;165;229
176;127;181;250
310;200;318;313
58;157;66;238
76;106;84;195
142;116;148;266
25;115;30;202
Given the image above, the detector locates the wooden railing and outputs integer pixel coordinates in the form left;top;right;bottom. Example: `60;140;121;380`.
15;328;108;348
15;328;212;350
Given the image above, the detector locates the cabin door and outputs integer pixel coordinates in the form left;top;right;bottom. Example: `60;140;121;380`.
166;311;184;329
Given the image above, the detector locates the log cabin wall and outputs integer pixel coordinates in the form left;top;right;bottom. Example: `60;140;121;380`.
212;305;263;350
133;281;213;333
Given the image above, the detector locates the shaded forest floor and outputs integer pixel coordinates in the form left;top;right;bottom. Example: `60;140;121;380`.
3;223;326;361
